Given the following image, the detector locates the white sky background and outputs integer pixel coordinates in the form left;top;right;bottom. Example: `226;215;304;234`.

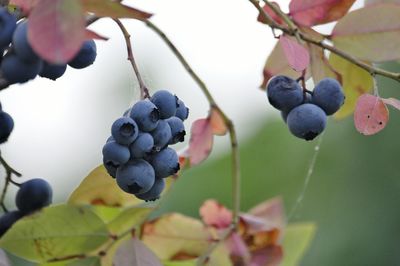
0;0;364;202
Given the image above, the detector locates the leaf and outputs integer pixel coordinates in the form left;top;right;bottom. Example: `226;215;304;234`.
210;108;228;136
81;0;152;20
280;223;316;266
248;197;285;232
383;97;400;110
331;4;400;62
226;232;250;260
113;238;162;266
250;246;283;266
260;41;302;88
28;0;86;64
85;29;109;41
107;206;153;235
257;2;285;25
279;35;310;72
365;0;400;4
0;205;109;263
163;260;196;266
188;118;214;166
9;0;39;14
39;257;101;266
354;94;389;135
142;213;209;260
329;53;373;118
68;165;142;208
199;200;232;229
308;44;341;83
289;0;356;26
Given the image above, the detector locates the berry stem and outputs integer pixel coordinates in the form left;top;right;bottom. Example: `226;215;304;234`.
0;151;22;212
249;0;400;83
114;19;150;99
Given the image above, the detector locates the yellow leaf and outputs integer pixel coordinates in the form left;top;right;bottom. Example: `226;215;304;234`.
329;54;373;119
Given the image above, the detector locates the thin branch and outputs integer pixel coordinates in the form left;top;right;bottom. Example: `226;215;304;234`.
251;0;400;83
0;152;21;212
114;19;150;99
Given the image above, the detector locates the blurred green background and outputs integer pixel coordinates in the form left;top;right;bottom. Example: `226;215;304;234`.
154;62;400;266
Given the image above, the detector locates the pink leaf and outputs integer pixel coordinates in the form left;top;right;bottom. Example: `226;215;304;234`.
279;35;310;72
257;2;285;25
226;232;251;260
250;246;283;266
10;0;39;14
85;29;109;41
113;238;162;266
248;197;285;232
383;97;400;110
28;0;86;64
240;214;269;234
188;118;214;166
354;94;389;135
289;0;356;26
199;199;232;229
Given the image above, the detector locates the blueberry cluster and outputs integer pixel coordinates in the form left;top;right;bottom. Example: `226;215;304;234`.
0;102;13;144
0;178;52;237
267;76;345;141
0;7;97;85
102;90;189;201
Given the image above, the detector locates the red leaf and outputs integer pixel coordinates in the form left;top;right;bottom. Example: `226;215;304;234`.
28;0;86;64
199;199;232;229
383;97;400;111
279;35;310;72
210;108;228;136
188;118;214;166
85;29;109;41
81;0;152;20
257;2;285;25
10;0;39;14
289;0;356;26
226;232;251;260
250;246;283;266
354;94;389;135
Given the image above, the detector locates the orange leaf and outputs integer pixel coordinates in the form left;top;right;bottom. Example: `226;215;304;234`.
210;108;228;136
199;199;232;229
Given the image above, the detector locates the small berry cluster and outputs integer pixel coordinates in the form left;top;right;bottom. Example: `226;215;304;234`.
267;76;345;141
102;90;189;201
0;7;97;85
0;102;13;144
0;178;52;237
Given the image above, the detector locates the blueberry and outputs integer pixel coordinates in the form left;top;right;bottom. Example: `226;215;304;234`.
136;178;165;201
0;8;16;50
150;147;179;178
0;210;23;237
287;103;327;141
151;120;172;151
39;62;67;80
106;136;114;143
281;92;312;123
175;99;189;121
111;117;139;145
103;157;118;178
165;117;185;144
281;110;289;123
267;75;303;112
130;133;154;158
312;78;345;115
16;178;52;214
68;39;97;69
1;52;43;84
150;90;178;119
129;100;160;132
102;140;130;165
116;159;155;194
0;111;14;144
12;20;39;63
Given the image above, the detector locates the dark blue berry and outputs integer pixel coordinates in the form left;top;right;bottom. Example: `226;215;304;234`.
0;8;17;50
111;117;139;145
150;147;179;178
136;178;165;201
102;140;130;165
175;99;189;121
287;103;327;141
0;111;14;144
150;90;178;119
39;62;67;80
116;159;155;194
68;39;97;69
312;78;345;115
129;100;160;132
0;211;23;237
267;75;303;112
166;117;185;144
1;52;43;84
12;20;39;63
16;178;52;214
151;120;172;151
130;133;154;158
103;157;118;178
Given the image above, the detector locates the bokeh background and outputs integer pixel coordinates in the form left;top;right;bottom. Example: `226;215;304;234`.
1;0;400;265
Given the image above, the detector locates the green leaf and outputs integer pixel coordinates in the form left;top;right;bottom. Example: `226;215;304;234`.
107;206;152;235
281;223;316;266
329;53;373;118
80;0;152;20
39;257;100;266
68;165;142;208
0;205;109;263
331;4;400;62
163;260;196;266
113;238;162;266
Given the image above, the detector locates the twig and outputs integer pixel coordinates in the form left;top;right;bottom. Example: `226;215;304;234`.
0;152;21;212
250;0;400;83
114;19;150;99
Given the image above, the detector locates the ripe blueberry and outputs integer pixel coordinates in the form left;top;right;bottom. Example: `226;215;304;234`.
136;178;165;201
150;90;178;119
129;100;160;132
312;78;345;115
130;133;154;158
39;62;67;81
151;120;172;151
175;99;189;121
16;178;52;214
165;116;185;144
102;140;130;165
150;147;179;178
267;75;303;112
68;40;97;69
116;159;155;194
111;117;139;145
1;52;43;84
0;111;14;144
